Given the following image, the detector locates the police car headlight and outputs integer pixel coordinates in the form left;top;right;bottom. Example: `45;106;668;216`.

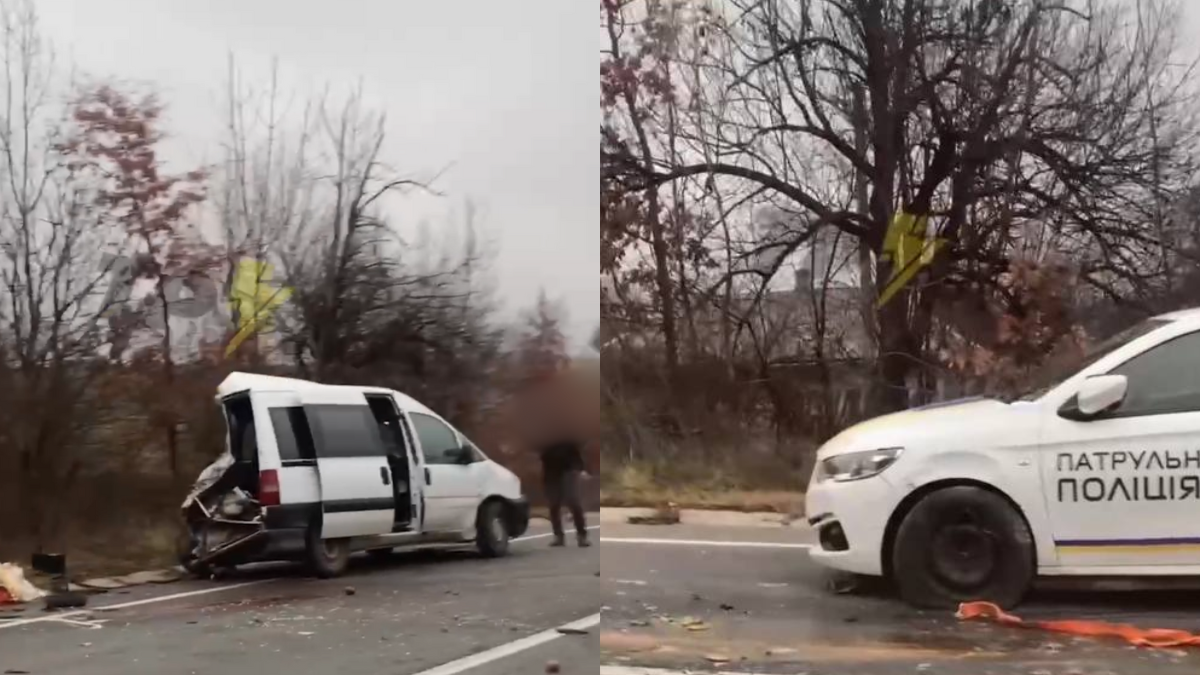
818;448;903;483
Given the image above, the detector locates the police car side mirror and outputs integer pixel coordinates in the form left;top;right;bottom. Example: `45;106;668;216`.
1060;374;1128;421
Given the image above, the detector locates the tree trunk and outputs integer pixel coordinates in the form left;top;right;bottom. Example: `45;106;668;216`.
874;278;915;415
157;279;179;477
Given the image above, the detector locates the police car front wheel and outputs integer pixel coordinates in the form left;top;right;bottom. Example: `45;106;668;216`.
891;486;1034;609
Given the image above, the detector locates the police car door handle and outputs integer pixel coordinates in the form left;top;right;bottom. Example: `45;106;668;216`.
380;466;391;485
425;468;432;485
1018;460;1031;467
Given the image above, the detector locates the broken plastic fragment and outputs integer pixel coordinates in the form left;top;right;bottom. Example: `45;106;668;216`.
0;564;46;603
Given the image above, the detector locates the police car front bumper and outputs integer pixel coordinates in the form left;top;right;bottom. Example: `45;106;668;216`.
805;474;902;576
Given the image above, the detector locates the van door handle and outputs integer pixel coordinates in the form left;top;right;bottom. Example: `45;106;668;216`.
425;468;431;485
380;466;391;485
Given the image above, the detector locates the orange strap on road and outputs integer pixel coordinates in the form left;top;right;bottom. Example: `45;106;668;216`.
957;601;1200;648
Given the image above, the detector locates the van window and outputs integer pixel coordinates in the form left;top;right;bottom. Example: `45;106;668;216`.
410;413;461;465
305;404;387;458
269;407;317;462
222;395;258;462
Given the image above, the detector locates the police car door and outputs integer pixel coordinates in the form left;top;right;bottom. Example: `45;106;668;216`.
298;387;395;539
1040;329;1200;568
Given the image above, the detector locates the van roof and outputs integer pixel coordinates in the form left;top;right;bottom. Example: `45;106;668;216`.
216;371;438;417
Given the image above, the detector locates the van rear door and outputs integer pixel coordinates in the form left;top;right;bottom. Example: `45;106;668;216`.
297;387;395;539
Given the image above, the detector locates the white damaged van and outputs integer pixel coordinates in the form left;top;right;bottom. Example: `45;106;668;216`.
180;372;530;577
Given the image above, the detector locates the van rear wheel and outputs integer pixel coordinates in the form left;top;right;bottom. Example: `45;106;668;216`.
892;486;1034;609
305;524;350;578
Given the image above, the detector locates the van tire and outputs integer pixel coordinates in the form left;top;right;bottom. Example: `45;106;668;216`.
892;486;1034;609
476;500;510;558
305;524;350;578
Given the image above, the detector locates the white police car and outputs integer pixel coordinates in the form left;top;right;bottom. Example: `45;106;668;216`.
806;307;1200;608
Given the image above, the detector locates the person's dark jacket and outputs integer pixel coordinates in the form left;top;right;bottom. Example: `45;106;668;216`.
540;439;585;478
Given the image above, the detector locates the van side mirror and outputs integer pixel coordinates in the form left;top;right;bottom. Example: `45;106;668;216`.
1059;374;1128;421
450;446;473;465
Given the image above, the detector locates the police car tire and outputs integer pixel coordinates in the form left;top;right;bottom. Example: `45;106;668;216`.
305;524;350;578
892;486;1034;609
476;500;510;558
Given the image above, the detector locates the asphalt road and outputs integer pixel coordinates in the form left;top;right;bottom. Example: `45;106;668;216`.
0;521;600;675
600;520;1200;675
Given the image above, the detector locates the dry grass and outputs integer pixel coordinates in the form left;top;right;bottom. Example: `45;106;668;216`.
600;461;806;515
1;521;181;582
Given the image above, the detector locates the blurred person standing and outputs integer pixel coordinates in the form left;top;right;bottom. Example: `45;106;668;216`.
521;365;592;548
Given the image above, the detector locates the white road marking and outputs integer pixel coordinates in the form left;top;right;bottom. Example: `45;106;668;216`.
514;524;600;543
410;613;600;675
45;617;106;629
0;525;599;631
0;580;270;629
602;667;758;675
601;537;811;549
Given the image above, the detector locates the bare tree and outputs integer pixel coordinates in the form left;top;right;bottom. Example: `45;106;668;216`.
0;0;127;545
604;0;1200;413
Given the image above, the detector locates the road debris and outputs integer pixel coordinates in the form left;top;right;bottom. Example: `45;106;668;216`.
958;601;1200;648
627;503;681;525
344;586;357;596
826;572;862;594
705;654;731;664
0;564;46;605
557;626;590;635
680;617;710;632
545;660;561;674
43;591;88;611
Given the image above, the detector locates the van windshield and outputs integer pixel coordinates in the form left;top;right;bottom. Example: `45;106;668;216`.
1014;317;1171;402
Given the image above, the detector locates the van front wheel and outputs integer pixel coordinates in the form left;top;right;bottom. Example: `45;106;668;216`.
305;524;350;578
476;500;510;558
892;486;1034;609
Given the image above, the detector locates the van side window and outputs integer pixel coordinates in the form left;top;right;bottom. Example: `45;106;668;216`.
305;405;387;458
410;413;461;465
269;407;317;462
1110;330;1200;416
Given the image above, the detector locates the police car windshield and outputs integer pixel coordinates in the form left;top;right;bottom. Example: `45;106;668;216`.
1014;317;1171;402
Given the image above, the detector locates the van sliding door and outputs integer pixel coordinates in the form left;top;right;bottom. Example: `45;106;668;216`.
297;388;395;539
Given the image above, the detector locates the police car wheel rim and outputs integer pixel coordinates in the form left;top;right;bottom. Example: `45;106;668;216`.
930;522;996;589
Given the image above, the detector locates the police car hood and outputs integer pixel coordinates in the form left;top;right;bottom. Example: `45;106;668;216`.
817;396;1026;459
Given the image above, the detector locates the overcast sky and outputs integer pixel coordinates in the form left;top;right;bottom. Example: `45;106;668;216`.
34;0;598;350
